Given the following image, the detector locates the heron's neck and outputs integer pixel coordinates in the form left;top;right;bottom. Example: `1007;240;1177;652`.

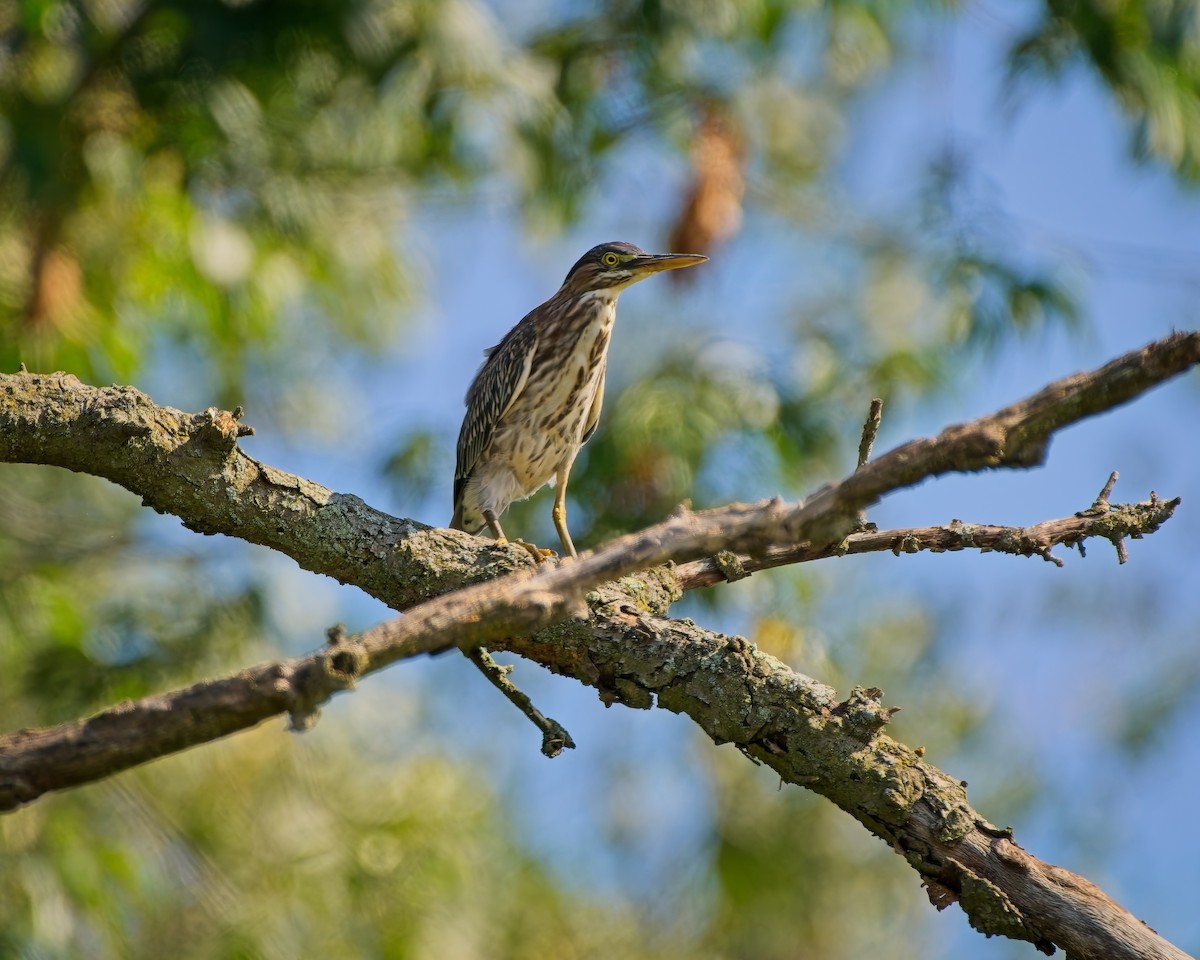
575;288;619;310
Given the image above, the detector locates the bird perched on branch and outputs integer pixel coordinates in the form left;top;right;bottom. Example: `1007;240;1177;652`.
450;241;707;559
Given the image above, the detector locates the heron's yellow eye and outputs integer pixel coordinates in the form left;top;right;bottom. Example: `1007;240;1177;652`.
602;251;620;267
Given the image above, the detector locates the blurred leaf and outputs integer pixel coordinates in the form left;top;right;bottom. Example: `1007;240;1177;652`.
381;427;442;509
1009;0;1200;177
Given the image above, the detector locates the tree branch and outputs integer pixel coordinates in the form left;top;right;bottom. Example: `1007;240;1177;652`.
675;484;1178;588
1;331;1197;959
0;370;509;610
464;646;576;758
2;332;1195;610
0;487;1174;806
500;602;1191;960
856;396;884;469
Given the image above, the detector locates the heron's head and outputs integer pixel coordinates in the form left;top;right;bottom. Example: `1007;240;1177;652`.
562;241;706;294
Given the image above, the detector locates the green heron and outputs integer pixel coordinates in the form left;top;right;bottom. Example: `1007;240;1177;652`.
450;241;707;558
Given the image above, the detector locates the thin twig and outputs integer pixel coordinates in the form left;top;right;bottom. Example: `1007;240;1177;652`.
676;489;1179;589
465;647;575;758
1075;471;1132;564
857;398;884;470
1094;470;1119;507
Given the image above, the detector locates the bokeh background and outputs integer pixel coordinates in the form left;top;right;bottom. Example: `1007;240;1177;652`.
1;1;1198;957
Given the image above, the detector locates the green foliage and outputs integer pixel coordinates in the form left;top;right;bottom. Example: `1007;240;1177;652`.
1;0;1041;398
0;730;677;959
0;466;266;727
381;428;440;509
708;757;931;960
2;1;1196;957
1;0;576;390
1010;0;1200;177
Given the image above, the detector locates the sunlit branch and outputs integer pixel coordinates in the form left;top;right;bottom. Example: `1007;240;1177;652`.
0;332;1197;959
465;646;575;758
675;482;1177;590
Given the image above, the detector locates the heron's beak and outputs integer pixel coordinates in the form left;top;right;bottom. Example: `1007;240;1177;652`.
631;252;708;276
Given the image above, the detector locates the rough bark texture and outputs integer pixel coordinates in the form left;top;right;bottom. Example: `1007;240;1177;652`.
1;331;1198;959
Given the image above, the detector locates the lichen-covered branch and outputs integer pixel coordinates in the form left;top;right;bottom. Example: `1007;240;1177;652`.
2;331;1196;611
796;331;1199;545
0;481;1174;811
675;483;1179;589
1;332;1198;959
0;368;522;609
500;601;1190;960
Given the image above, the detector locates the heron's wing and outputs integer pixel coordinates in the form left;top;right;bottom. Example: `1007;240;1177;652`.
580;360;606;446
454;318;538;507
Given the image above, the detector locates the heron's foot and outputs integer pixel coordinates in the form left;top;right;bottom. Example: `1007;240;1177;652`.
496;537;556;563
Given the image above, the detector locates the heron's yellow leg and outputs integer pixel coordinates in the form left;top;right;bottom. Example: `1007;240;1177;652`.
552;466;578;559
485;510;553;563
